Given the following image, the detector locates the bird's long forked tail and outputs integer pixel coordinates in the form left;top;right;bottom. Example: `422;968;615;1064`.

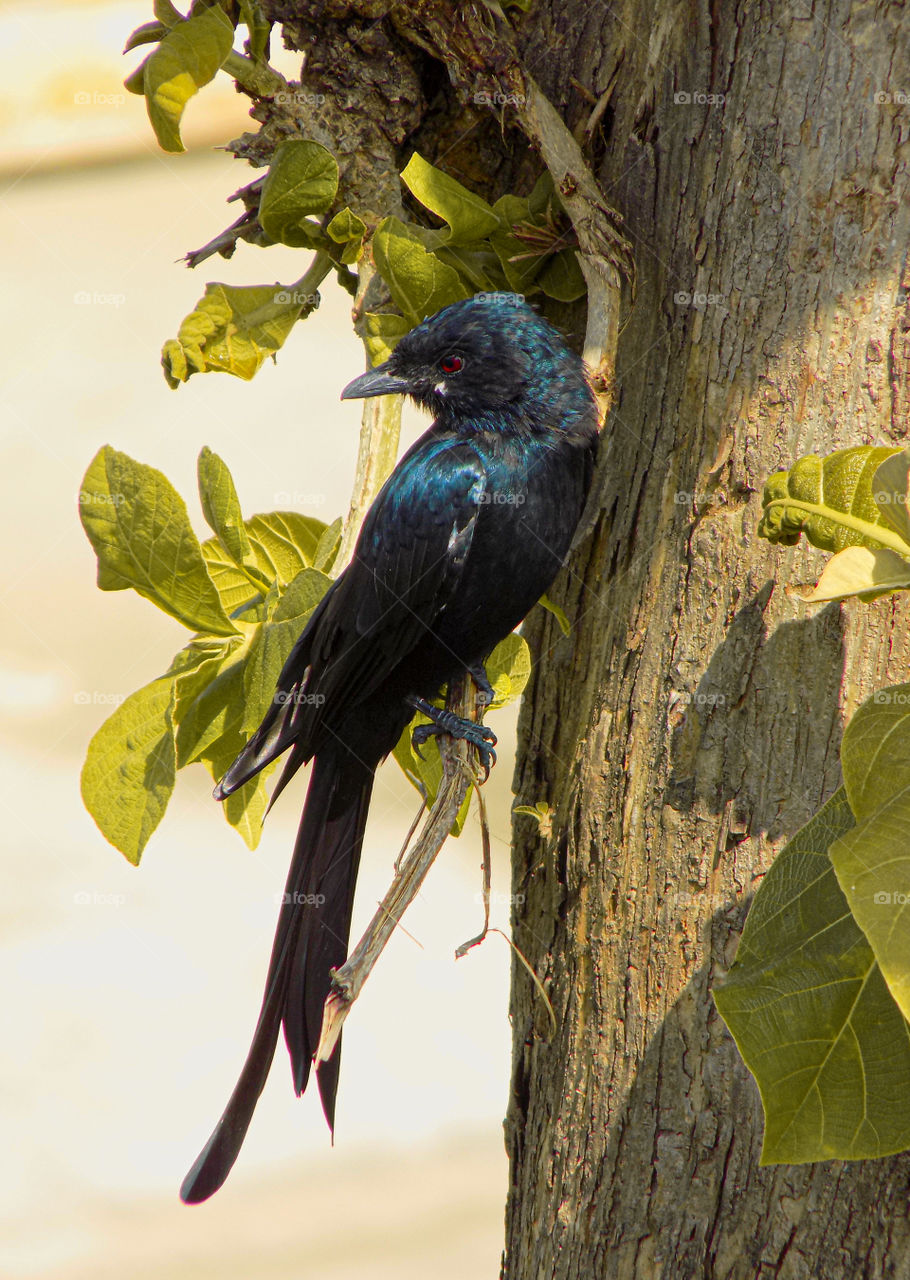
180;750;373;1204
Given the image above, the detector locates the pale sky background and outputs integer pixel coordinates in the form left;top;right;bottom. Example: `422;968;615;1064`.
0;5;526;1274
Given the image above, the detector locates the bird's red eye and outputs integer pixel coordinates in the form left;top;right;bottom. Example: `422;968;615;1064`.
439;355;464;374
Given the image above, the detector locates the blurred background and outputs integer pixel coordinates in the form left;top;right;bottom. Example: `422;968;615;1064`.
0;4;520;1274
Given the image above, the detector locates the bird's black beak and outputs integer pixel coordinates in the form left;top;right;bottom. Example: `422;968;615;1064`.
340;361;413;400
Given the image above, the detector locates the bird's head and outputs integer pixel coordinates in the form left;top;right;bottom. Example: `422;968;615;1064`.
341;293;596;435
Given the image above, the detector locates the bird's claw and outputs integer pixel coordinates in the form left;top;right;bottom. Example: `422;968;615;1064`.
411;715;497;780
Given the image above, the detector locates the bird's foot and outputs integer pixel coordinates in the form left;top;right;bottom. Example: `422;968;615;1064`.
465;662;495;709
408;697;497;780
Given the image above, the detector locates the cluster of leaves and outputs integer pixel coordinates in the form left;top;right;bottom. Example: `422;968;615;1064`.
79;447;531;863
715;445;910;1164
161;140;587;385
124;0;271;153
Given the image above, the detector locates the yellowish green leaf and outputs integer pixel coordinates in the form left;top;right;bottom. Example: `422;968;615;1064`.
259;140;339;246
81;676;177;864
79;446;237;636
400;151;500;246
759;446;909;555
162;282;316;387
787;545;910;604
142;3;234;153
372;217;470;326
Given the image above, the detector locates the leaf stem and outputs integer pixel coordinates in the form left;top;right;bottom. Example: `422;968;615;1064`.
221;49;288;98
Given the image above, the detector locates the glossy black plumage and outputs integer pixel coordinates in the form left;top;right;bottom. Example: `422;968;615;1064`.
180;294;598;1203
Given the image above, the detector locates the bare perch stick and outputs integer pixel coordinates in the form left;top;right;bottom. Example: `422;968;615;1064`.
315;676;481;1066
337;250;403;571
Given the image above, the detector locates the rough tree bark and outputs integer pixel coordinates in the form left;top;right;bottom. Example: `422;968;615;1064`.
244;1;910;1274
505;3;910;1277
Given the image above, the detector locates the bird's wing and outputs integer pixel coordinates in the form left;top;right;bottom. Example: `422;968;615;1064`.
216;434;487;797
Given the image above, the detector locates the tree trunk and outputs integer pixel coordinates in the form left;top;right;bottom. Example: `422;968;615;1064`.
253;0;910;1269
505;2;910;1276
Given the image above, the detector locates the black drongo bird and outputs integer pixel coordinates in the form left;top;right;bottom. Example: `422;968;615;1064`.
180;293;598;1203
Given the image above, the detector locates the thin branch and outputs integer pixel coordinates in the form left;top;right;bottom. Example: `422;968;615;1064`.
395;799;427;874
516;74;631;405
182;209;267;268
337;251;404;570
315;676;483;1067
455;764;492;958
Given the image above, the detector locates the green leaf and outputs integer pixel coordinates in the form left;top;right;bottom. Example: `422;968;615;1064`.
372;217;470;326
538;593;571;635
241;568;331;733
170;639;237;727
400;152;501;246
175;632;252;766
162;282;317;387
197;446;265;584
153;0;184;26
142;3;234;153
830;787;910;1023
201;510;330;612
536;246;586;301
81;676;177;864
871;449;910;545
259;141;339;246
527;171;555;216
124;20;169;52
219;761;274;848
485;632;531;708
513;800;554;837
489;193;546;294
124;56;151;95
841;683;910;822
787;545;910;604
313;516;342;572
829;683;910;1021
363;311;411;366
197;720;274;849
758;446;910;555
326;207;366;264
237;0;270;61
271;565;332;621
79;446;237;636
714;788;910;1163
